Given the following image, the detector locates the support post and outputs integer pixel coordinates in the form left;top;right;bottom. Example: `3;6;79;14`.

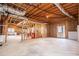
2;16;11;43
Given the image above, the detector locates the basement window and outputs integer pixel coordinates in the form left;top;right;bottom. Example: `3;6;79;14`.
8;28;16;35
8;28;15;33
57;26;63;32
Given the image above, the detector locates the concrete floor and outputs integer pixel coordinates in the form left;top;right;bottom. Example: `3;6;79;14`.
0;37;79;56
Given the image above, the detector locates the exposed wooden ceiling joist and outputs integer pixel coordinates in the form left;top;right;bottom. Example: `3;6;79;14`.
0;3;78;25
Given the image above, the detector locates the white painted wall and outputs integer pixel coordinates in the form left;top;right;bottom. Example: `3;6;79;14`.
0;35;5;42
77;25;79;41
68;31;77;41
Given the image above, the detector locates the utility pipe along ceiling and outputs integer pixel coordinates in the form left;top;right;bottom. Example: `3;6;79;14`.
0;4;27;20
54;3;75;19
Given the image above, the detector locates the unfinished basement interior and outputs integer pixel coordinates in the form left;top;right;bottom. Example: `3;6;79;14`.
0;3;79;56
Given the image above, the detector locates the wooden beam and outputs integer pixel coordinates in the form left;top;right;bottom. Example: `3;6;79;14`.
17;18;28;26
12;4;65;17
26;4;51;17
2;16;11;43
26;4;65;16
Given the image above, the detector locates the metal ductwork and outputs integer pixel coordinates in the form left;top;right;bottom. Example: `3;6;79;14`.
0;4;28;22
0;4;26;16
54;3;75;19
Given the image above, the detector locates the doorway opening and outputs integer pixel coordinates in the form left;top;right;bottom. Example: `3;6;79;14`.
57;25;65;38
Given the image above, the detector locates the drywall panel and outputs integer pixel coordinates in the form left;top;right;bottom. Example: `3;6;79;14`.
77;25;79;41
68;31;77;40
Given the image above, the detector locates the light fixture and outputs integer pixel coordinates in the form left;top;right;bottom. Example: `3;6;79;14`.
46;14;52;18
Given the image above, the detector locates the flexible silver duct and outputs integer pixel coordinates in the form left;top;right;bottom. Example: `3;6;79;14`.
0;4;28;22
54;3;75;19
0;4;26;16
